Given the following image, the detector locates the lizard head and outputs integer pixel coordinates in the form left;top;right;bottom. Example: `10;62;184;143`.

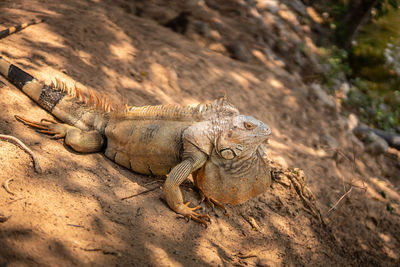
215;115;271;160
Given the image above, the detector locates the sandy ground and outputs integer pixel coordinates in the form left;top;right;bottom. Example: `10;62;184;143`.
0;0;399;266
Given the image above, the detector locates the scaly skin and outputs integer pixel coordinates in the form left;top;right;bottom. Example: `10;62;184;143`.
0;22;272;225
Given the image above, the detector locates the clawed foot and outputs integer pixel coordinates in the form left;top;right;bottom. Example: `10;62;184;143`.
199;190;229;216
177;201;211;226
15;115;67;139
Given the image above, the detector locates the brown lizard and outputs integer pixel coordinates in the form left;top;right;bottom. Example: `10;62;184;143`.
0;21;271;225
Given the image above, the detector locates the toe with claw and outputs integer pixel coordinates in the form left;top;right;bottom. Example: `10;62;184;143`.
177;201;211;226
198;188;229;216
15;115;67;138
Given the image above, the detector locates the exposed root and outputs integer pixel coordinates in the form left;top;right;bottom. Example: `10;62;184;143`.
236;248;265;259
280;168;325;225
0;134;42;173
2;178;15;195
241;214;260;231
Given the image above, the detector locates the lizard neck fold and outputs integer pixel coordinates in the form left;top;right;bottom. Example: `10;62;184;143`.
194;147;271;205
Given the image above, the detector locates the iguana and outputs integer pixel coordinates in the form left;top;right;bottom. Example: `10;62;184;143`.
0;20;272;225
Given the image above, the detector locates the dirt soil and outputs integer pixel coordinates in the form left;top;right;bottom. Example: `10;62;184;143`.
0;0;400;266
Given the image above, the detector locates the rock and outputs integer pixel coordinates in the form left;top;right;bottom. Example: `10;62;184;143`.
335;115;348;131
194;20;221;40
339;82;350;98
309;83;336;109
285;0;307;16
186;0;206;8
208;42;227;53
320;133;339;149
369;128;400;150
334;81;350;100
306;7;323;24
163;11;191;34
365;133;389;155
226;42;252;62
256;0;279;14
294;49;305;66
347;113;359;131
347;132;365;152
353;125;388;156
137;6;177;25
194;21;210;36
278;8;300;28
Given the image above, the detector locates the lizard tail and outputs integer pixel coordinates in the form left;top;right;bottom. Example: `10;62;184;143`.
0;19;44;39
0;57;108;132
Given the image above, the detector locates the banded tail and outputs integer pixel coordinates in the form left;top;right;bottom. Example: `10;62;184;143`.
0;57;109;132
0;19;44;39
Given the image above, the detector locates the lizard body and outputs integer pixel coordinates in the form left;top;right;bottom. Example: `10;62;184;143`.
0;21;271;224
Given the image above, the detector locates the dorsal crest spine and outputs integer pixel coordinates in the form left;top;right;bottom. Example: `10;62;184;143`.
124;97;239;121
51;78;239;120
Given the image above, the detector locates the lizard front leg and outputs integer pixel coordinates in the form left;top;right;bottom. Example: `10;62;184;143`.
164;144;210;225
15;115;104;153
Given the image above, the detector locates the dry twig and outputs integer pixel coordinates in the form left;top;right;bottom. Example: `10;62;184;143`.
2;178;15;195
0;134;42;173
7;197;26;204
326;147;367;217
67;224;85;228
121;186;160;200
325;187;353;216
79;247;120;256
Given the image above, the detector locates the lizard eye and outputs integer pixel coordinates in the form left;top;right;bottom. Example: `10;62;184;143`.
244;121;256;130
220;148;236;160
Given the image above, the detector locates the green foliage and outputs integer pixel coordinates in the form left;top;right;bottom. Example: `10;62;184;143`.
376;0;399;16
319;46;352;88
309;1;400;132
346;80;400;131
387;202;395;213
346;8;400;132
